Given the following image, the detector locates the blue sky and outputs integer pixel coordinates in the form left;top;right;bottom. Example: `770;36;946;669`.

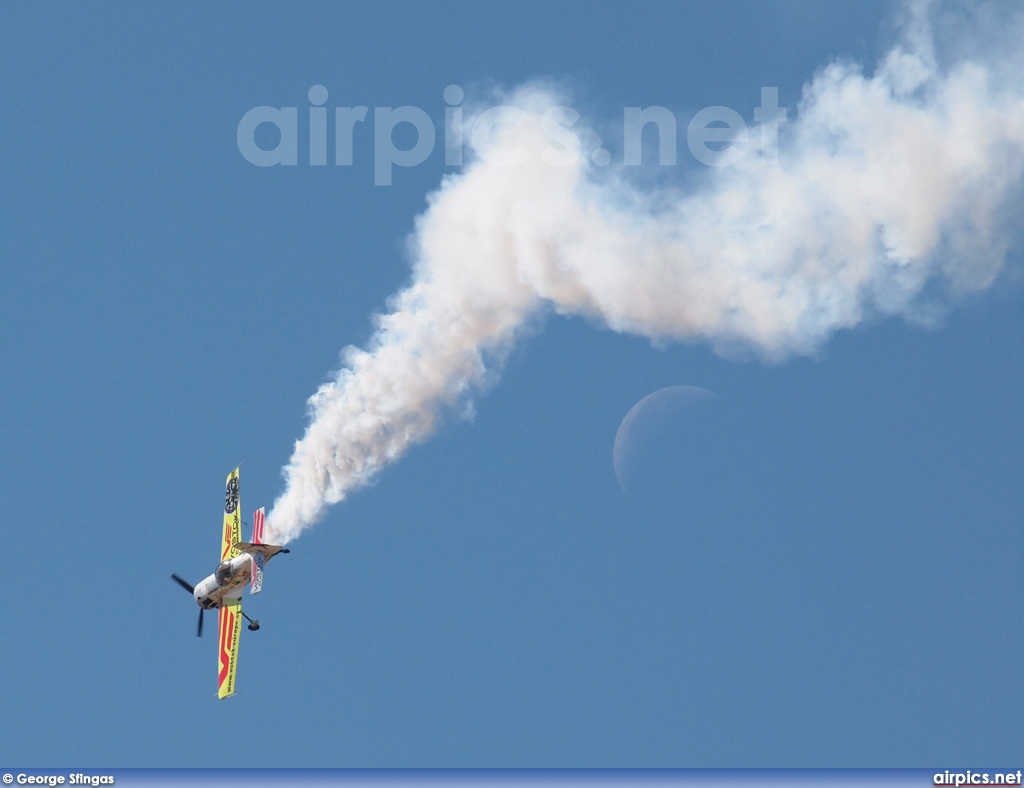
1;0;1021;768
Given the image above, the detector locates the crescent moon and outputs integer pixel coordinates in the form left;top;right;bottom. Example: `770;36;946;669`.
613;385;717;493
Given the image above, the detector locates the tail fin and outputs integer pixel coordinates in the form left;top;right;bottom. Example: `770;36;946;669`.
252;506;265;546
252;560;265;595
236;507;292;595
251;507;266;594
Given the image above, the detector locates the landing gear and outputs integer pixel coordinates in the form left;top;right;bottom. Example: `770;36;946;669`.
241;611;260;631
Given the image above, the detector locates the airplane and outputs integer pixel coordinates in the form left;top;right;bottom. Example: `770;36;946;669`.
171;467;289;699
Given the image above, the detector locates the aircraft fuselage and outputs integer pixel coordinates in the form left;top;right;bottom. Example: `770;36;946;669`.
192;554;254;609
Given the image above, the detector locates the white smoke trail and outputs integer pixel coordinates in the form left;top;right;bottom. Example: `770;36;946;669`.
265;1;1024;544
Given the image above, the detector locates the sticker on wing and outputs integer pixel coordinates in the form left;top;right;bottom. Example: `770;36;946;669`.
217;598;242;699
221;467;241;562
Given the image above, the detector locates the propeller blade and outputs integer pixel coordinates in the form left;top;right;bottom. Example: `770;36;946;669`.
197;609;205;638
171;574;195;594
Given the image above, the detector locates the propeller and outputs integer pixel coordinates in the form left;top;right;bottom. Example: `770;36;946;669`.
171;574;204;638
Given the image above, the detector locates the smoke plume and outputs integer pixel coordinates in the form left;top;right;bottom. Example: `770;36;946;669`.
266;1;1024;544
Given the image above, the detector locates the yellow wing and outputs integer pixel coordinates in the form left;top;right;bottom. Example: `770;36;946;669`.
221;467;241;562
217;598;242;699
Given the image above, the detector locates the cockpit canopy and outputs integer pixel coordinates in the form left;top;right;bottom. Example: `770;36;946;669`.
214;561;233;586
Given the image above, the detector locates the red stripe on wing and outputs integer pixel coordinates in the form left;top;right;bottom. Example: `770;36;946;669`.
222;521;233;560
218;606;234;688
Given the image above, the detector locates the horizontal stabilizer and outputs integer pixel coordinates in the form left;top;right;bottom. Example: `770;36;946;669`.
233;542;290;561
234;541;289;595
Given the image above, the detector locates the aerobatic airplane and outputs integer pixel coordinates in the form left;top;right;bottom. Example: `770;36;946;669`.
171;467;289;699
